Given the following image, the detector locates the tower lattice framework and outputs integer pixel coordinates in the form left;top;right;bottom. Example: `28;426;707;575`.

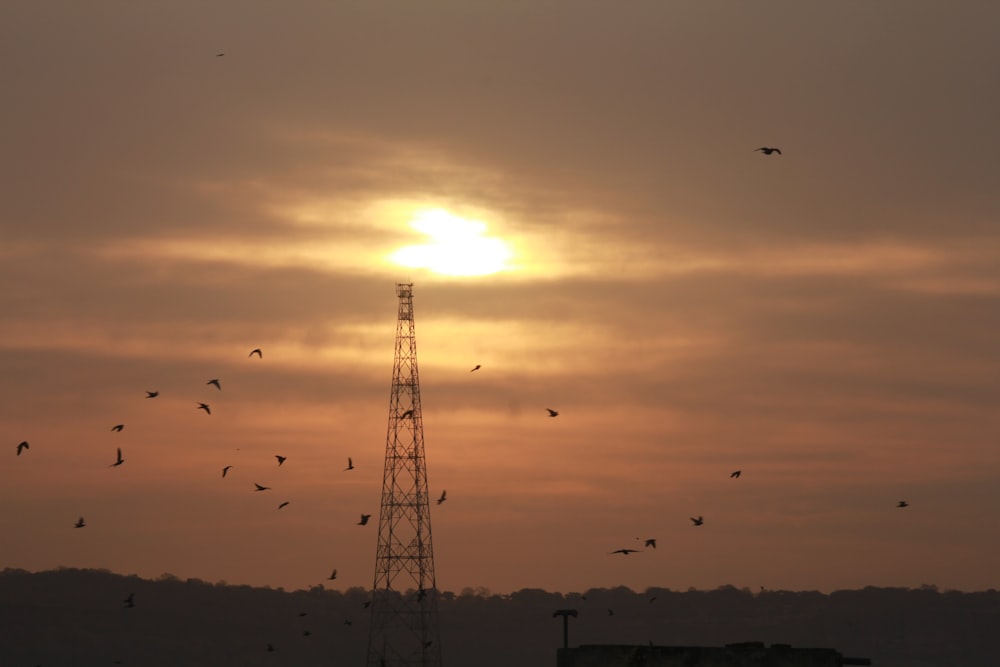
366;283;443;667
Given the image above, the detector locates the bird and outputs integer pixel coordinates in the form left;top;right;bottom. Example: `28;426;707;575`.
266;643;275;652
207;379;221;390
16;441;29;456
754;146;782;155
649;596;657;604
278;501;290;509
897;500;909;508
216;53;225;57
345;457;354;471
275;455;286;466
298;611;308;617
145;390;159;398
222;465;233;478
643;538;657;549
328;569;337;580
607;608;615;616
690;516;704;526
303;629;312;637
123;593;135;608
437;490;447;505
74;517;86;528
357;513;371;526
254;483;271;491
111;424;124;432
730;470;741;478
363;601;371;608
424;641;434;649
400;409;414;419
470;364;481;372
197;403;211;415
546;408;559;417
609;548;640;555
110;448;124;467
344;619;353;627
249;348;262;358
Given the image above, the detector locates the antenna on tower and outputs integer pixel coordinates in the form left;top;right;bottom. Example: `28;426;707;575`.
366;283;443;667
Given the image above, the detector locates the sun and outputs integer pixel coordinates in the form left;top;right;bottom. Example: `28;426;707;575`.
390;209;513;276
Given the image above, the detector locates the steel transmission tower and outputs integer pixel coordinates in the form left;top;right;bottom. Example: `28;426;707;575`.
366;283;443;667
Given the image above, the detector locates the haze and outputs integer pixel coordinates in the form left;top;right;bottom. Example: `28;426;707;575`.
2;1;998;597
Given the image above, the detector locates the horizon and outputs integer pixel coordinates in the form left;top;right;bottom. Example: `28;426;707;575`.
2;1;999;598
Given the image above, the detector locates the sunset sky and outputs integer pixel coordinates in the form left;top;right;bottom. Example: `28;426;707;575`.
2;2;998;597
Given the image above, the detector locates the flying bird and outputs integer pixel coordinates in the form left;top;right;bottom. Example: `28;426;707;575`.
254;483;271;492
207;379;221;390
730;470;741;478
400;409;414;419
145;390;159;398
754;146;782;155
357;513;371;526
546;408;559;417
222;465;233;478
609;549;640;555
110;448;124;467
123;593;135;608
303;630;312;637
607;608;615;616
470;364;481;372
897;500;909;508
328;569;337;580
249;348;262;358
74;517;86;528
16;441;28;456
436;490;447;505
275;455;287;467
197;403;211;415
111;424;124;432
266;643;275;652
690;516;704;526
345;457;354;471
643;538;657;549
278;501;290;509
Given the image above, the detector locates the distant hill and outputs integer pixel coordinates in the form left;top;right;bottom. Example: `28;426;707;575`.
1;568;997;666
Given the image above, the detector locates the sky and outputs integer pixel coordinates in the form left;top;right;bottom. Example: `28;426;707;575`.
2;1;999;597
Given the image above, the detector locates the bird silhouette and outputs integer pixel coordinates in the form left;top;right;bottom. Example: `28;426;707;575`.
400;409;414;419
357;513;371;526
363;601;371;608
897;500;909;508
303;629;312;637
111;424;124;432
249;348;262;358
754;146;782;155
145;390;159;398
690;516;704;526
216;53;225;57
207;379;221;390
222;465;233;478
74;517;86;528
254;483;271;491
345;457;354;471
110;448;124;467
197;403;211;415
275;455;286;466
278;501;290;509
644;538;657;549
607;608;615;616
328;569;337;580
437;490;447;505
730;470;741;478
546;408;559;417
344;619;353;627
470;364;481;372
123;593;135;608
266;643;275;652
609;548;640;555
16;441;29;456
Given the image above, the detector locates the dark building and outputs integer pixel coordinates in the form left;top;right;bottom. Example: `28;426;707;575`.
558;642;871;667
